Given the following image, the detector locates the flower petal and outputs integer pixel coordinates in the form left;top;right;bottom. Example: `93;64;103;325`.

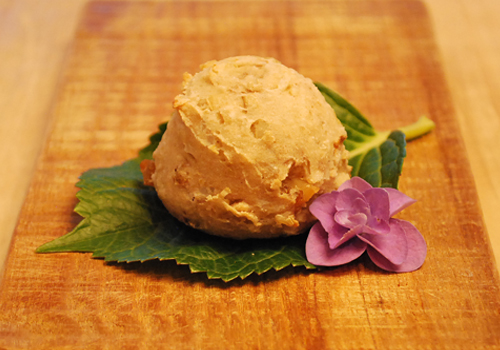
330;224;363;249
367;219;427;272
358;219;408;265
334;211;367;229
306;222;367;266
339;176;373;192
364;219;391;235
335;188;369;213
364;188;390;221
309;192;339;234
384;188;417;216
327;220;350;249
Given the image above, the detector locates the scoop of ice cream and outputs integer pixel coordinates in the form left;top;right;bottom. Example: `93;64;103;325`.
150;56;350;239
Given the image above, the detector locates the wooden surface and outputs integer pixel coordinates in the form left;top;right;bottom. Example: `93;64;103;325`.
1;1;500;349
1;0;500;275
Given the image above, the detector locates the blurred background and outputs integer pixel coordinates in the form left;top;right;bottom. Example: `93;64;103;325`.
1;0;499;274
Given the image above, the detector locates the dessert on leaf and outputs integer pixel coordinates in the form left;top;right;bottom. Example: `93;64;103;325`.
37;55;433;281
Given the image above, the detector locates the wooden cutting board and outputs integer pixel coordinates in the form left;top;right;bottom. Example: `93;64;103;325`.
1;1;500;349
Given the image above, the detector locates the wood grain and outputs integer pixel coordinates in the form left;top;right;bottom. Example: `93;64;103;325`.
2;0;500;283
0;0;88;271
426;0;500;266
1;1;500;349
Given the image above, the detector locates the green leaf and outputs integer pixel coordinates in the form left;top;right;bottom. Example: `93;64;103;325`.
348;131;406;188
37;123;315;281
315;82;408;188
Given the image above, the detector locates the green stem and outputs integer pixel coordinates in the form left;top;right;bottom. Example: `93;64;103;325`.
398;116;435;141
347;116;435;160
347;131;391;159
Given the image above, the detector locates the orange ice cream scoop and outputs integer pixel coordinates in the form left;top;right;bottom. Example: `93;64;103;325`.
148;56;350;239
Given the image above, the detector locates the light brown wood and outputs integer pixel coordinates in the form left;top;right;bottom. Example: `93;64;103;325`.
426;0;500;267
1;1;500;348
0;0;88;272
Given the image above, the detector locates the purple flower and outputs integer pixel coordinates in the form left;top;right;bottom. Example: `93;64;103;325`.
306;177;427;272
